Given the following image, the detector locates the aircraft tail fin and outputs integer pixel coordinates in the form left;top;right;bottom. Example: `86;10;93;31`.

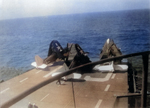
31;55;47;69
35;55;43;66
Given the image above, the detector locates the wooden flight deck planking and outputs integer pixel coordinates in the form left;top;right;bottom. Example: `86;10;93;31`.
0;61;128;108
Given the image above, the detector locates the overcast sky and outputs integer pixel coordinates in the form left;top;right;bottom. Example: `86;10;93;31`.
0;0;149;20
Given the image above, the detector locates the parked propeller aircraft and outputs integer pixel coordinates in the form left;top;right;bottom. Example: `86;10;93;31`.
31;39;128;79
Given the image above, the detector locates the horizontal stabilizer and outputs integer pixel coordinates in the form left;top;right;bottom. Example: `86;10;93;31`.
93;61;114;72
73;73;82;79
31;55;47;69
93;61;128;72
114;65;128;71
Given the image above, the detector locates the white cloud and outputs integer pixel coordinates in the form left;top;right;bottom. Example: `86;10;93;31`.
0;0;76;19
0;0;2;7
0;0;149;20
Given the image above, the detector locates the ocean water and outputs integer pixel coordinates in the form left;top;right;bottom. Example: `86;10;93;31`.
0;9;150;81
